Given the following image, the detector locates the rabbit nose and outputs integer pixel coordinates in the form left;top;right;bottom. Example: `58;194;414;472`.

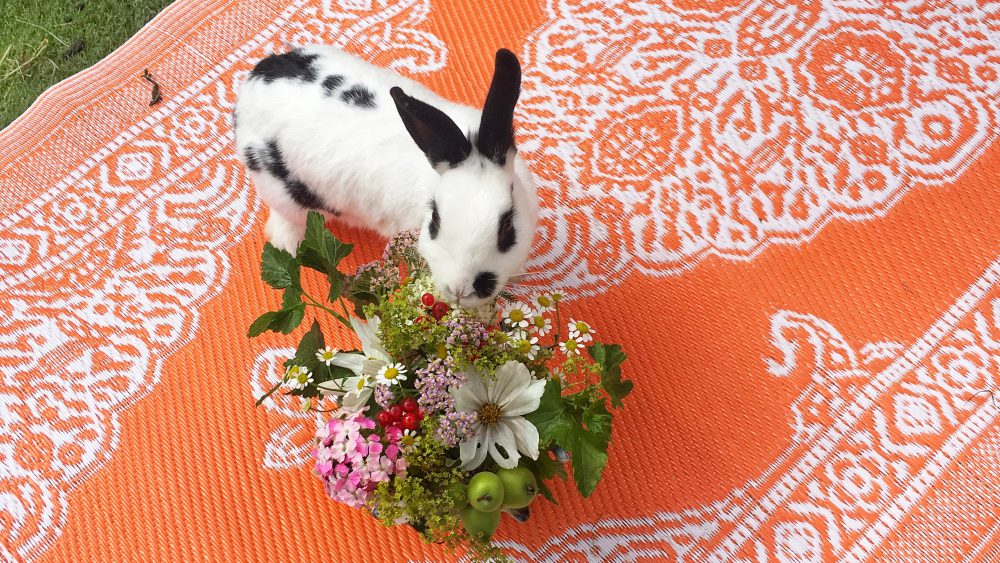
445;284;470;305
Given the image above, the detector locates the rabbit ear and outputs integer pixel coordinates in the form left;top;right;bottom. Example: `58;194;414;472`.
476;49;521;165
390;87;471;168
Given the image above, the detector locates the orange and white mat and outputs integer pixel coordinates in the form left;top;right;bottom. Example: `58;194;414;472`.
1;0;998;561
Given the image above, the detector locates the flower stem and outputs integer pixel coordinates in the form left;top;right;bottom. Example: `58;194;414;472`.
301;289;353;330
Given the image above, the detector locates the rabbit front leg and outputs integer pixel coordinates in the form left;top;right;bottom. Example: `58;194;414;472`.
264;208;307;253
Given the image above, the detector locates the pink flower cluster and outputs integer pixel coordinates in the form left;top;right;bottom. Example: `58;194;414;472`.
313;413;406;509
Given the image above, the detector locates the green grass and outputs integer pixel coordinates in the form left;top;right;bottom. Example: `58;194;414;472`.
0;0;174;128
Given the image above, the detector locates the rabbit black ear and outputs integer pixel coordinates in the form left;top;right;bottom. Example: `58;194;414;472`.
476;49;521;165
390;87;471;168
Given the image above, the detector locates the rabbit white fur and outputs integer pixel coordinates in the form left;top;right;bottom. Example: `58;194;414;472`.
233;46;537;307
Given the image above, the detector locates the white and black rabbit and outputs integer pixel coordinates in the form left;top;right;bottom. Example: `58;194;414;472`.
233;47;538;307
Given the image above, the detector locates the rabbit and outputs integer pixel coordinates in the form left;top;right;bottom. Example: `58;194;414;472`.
233;46;538;308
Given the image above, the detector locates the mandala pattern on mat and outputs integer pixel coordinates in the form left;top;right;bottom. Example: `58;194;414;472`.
253;258;1000;560
519;0;1000;294
0;1;445;559
496;257;998;560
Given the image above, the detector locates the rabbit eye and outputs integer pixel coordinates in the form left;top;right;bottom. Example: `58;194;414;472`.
497;208;516;252
429;200;440;239
473;272;498;298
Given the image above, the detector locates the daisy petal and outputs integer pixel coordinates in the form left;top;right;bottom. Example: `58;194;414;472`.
488;421;521;469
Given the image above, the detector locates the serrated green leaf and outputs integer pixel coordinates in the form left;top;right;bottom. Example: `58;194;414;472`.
276;305;306;334
297;211;354;275
291;320;325;370
525;379;573;442
568;425;609;498
248;311;279;337
261;243;298;289
588;343;633;409
327;270;345;303
282;285;303;310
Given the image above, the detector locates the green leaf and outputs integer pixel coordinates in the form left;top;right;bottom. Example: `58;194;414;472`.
297;211;354;275
248;305;306;337
248;311;279;337
282;285;303;310
525;379;573;441
568;423;609;498
291;320;325;369
589;343;633;409
327;270;345;303
261;243;299;289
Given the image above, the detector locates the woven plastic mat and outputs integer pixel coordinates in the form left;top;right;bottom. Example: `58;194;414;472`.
2;0;999;560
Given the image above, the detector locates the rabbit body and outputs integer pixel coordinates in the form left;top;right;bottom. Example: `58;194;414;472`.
234;46;537;307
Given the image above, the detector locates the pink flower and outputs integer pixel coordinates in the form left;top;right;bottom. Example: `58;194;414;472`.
312;412;408;509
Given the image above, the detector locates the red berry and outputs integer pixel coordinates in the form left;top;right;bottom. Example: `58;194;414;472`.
415;409;424;421
376;411;393;427
389;421;402;430
421;293;435;306
414;315;429;325
402;413;419;431
389;405;404;421
401;397;419;412
431;301;450;319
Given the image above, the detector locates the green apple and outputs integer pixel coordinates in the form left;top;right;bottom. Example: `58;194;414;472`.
497;466;538;509
460;504;501;540
466;472;504;512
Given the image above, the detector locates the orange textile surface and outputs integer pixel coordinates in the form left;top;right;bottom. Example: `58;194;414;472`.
2;0;999;561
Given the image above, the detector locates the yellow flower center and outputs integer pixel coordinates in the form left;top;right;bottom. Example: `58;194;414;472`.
565;339;579;351
537;296;552;308
477;402;503;425
534;317;546;328
575;322;589;334
297;373;309;383
552;293;563;302
356;378;366;391
509;309;525;323
401;435;415;448
517;340;533;354
383;367;399;380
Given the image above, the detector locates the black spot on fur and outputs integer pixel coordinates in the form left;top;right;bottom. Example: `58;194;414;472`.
429;200;440;239
473;272;498;298
497;208;516;252
340;84;376;108
250;50;319;84
322;74;344;96
262;139;325;210
244;146;261;171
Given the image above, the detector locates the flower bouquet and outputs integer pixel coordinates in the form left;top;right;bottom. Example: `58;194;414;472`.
251;212;632;560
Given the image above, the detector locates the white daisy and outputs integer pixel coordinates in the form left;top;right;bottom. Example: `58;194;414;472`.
530;315;552;336
502;303;533;329
567;319;596;343
559;336;583;356
513;335;541;361
315;346;339;366
531;294;556;313
316;316;391;410
376;363;408;386
451;361;546;470
285;365;313;390
400;429;417;450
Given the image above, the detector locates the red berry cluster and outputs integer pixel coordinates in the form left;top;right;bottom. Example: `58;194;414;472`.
420;292;450;320
376;397;424;430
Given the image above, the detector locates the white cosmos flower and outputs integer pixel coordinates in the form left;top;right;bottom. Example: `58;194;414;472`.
451;361;546;470
316;316;391;410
